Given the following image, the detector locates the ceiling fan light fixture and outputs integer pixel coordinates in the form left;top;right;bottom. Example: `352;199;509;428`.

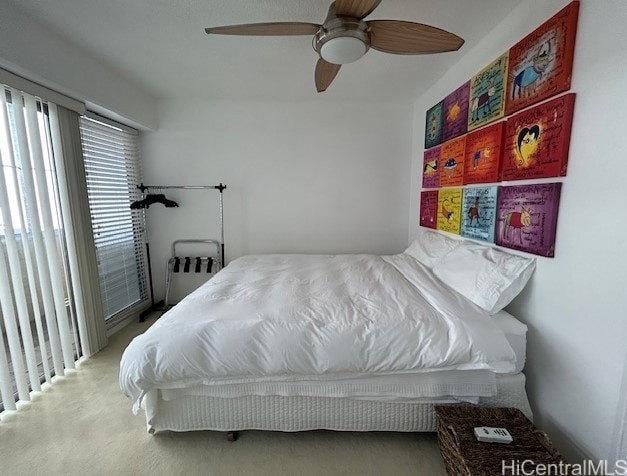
313;17;370;66
320;36;367;64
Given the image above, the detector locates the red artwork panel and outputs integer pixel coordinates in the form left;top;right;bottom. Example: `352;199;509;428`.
422;146;440;189
502;93;575;181
464;122;505;185
505;1;579;116
420;190;438;229
439;137;465;188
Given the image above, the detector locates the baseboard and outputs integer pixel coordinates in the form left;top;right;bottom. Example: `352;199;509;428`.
106;315;135;337
610;351;627;465
536;413;593;464
106;304;152;337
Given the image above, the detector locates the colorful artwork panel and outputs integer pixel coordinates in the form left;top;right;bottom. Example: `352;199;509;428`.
420;190;439;229
502;93;575;181
468;53;509;131
425;101;444;149
464;122;505;185
442;81;470;142
422;147;440;189
437;188;462;235
495;183;562;257
440;137;465;188
461;187;498;243
505;1;579;116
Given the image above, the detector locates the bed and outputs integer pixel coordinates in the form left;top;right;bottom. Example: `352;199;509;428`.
120;231;536;434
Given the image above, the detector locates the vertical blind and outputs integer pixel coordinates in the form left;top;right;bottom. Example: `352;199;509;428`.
0;86;81;411
79;116;147;321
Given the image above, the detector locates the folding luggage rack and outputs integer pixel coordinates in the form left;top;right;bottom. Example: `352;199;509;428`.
164;239;222;309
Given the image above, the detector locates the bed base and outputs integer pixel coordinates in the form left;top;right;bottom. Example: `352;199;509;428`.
143;373;532;435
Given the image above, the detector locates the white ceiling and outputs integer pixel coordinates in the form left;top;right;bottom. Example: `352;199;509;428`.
8;0;519;102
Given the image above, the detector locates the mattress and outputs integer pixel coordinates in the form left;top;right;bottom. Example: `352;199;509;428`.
159;369;498;404
121;253;520;413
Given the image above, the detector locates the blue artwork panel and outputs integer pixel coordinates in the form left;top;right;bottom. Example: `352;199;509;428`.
461;186;498;243
425;101;444;149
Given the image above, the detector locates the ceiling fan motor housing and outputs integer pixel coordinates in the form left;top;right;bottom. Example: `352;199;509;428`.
313;17;370;65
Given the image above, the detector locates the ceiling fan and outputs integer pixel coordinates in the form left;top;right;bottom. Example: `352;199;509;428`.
205;0;464;93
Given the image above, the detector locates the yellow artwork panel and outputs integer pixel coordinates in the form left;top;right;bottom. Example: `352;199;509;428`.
437;188;463;235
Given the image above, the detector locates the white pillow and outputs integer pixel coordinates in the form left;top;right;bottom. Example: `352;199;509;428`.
431;242;536;315
404;230;461;268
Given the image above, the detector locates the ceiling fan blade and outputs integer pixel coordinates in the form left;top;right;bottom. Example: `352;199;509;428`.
367;20;464;54
205;22;320;36
334;0;383;19
315;59;341;93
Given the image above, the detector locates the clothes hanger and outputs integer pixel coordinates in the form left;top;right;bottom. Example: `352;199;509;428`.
130;194;179;209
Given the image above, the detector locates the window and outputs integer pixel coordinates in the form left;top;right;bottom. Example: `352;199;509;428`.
79;115;148;322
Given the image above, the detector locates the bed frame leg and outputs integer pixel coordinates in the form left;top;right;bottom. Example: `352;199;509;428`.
227;431;238;442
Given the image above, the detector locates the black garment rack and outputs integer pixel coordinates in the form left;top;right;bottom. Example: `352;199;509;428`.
135;182;226;321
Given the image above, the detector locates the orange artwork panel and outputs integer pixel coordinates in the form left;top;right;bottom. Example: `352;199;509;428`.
439;137;465;188
464;122;505;185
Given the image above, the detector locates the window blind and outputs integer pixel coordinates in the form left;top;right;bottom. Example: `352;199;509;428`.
79;116;148;322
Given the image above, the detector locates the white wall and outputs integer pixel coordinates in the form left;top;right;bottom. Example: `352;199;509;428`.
141;99;412;299
0;1;158;130
409;0;627;463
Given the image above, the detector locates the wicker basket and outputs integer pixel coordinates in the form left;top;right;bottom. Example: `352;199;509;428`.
434;406;563;476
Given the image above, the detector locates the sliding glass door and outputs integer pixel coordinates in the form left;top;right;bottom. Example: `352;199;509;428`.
0;87;81;411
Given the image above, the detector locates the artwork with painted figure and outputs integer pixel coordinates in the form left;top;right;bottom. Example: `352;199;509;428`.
461;186;498;243
517;125;541;168
468;52;508;131
424;101;444;149
439;137;465;187
464;122;505;185
505;1;579;115
422;146;440;189
514;43;550;95
495;183;562;257
502;94;575;181
437;188;462;235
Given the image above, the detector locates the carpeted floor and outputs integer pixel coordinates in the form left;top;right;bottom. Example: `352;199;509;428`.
0;315;447;476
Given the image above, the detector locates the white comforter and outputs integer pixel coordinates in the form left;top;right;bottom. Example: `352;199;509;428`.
120;253;516;411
